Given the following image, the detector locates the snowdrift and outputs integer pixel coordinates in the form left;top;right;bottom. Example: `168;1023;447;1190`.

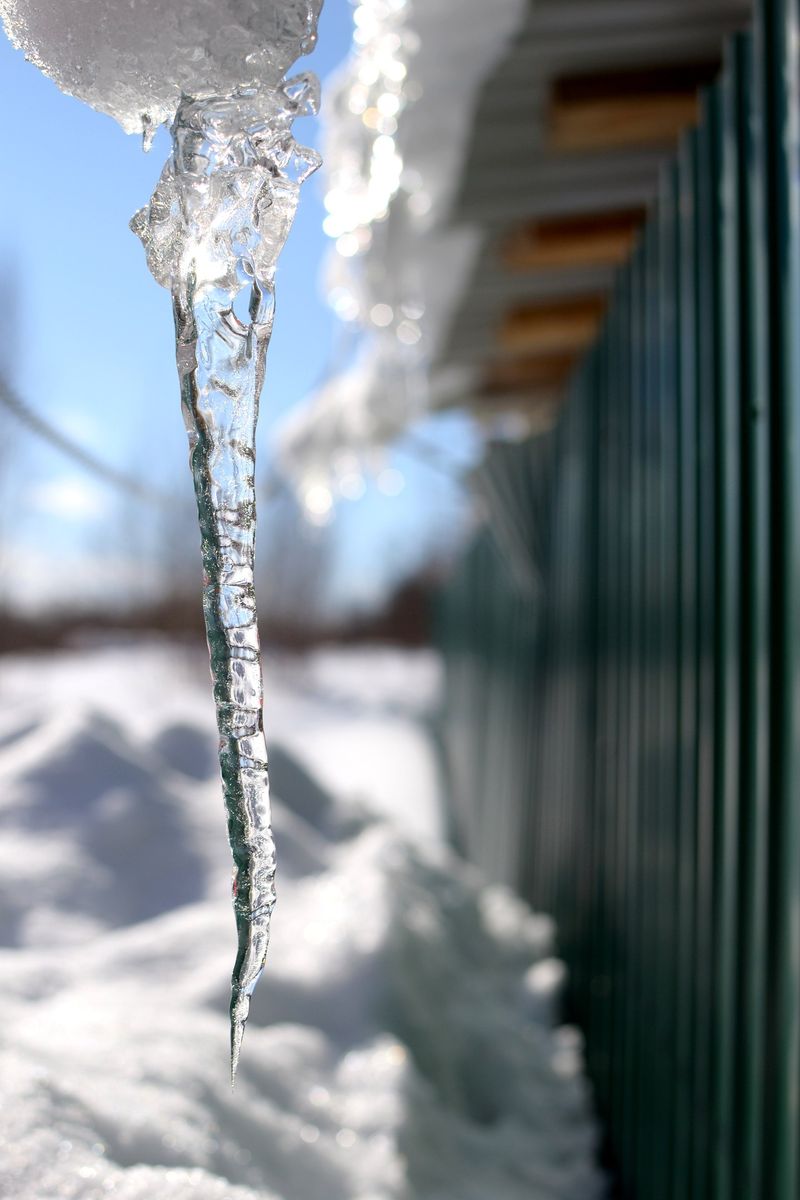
0;641;602;1199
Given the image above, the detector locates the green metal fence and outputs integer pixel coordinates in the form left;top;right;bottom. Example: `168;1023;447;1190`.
438;2;800;1196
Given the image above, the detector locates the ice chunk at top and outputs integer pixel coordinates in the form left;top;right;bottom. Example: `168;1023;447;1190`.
0;0;323;134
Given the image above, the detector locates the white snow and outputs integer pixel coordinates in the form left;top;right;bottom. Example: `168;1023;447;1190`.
0;639;602;1199
0;0;322;133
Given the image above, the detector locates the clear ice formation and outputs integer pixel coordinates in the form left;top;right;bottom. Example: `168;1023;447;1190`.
131;70;321;1082
0;0;321;134
0;0;323;1083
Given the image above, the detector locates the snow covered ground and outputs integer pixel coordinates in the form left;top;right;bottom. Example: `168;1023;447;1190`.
0;639;603;1199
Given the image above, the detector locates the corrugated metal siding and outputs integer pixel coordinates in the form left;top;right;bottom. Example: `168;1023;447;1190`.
438;2;800;1195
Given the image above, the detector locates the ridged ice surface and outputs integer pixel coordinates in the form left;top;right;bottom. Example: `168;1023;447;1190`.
129;56;321;1078
0;0;322;133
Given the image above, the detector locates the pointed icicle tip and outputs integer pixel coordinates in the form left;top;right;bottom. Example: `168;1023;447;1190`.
230;1021;245;1089
230;990;250;1088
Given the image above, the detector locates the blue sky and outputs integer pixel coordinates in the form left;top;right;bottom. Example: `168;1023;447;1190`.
0;1;473;616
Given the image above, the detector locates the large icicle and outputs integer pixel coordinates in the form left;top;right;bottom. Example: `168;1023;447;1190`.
132;76;320;1083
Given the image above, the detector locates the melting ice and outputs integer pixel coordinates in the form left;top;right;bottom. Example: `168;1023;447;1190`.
132;75;321;1080
0;0;324;1078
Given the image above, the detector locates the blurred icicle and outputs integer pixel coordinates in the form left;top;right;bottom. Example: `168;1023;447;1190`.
272;0;527;508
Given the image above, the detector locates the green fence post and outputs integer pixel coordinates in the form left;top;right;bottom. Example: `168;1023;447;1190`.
759;1;800;1196
733;29;770;1200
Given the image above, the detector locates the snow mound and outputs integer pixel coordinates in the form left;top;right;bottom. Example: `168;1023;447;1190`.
0;641;602;1199
0;0;322;133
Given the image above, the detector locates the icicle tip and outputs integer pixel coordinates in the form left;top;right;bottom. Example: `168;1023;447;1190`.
230;990;250;1088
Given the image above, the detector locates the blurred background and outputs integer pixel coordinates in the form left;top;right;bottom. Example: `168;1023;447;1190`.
3;1;800;1199
0;0;480;648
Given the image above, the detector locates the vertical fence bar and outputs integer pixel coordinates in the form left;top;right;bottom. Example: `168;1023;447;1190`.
734;29;769;1200
621;235;645;1196
672;130;699;1200
610;264;633;1170
759;2;800;1196
656;159;680;1200
585;303;610;1153
640;203;662;1200
573;356;599;1037
691;99;718;1200
712;52;742;1200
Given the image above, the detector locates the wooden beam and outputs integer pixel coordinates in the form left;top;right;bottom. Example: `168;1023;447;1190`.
549;61;719;152
499;296;606;355
502;208;646;272
483;351;577;396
